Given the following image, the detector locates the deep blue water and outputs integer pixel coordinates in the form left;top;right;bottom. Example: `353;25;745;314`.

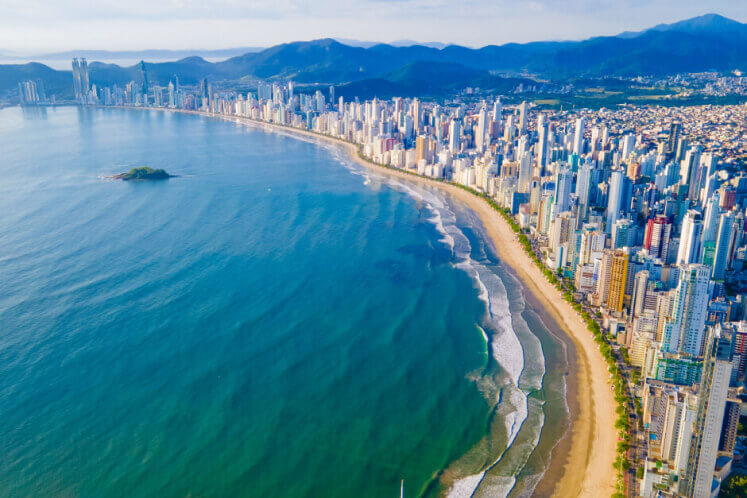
0;107;568;497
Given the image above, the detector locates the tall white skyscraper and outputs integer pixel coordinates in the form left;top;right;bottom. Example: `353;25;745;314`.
518;152;533;194
536;115;549;173
518;101;528;133
686;329;733;497
680;145;702;200
606;170;629;233
492;98;502;124
448;120;460;153
662;264;710;356
476;106;487;152
701;194;721;244
573;117;585;155
621;134;635;161
411;98;421;133
576;164;592;209
677;210;703;266
554;167;573;213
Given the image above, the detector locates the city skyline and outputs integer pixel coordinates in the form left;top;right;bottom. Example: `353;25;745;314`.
0;1;745;53
3;2;747;497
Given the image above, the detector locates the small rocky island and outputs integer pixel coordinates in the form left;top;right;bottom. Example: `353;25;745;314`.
113;167;174;181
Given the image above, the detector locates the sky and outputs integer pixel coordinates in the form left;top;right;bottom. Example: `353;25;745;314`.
0;0;745;53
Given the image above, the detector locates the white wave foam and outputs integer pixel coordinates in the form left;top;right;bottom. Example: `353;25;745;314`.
288;132;551;498
447;472;486;498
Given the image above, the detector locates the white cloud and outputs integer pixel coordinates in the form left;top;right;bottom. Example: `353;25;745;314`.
0;0;743;52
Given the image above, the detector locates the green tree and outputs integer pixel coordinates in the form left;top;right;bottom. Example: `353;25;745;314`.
721;474;747;498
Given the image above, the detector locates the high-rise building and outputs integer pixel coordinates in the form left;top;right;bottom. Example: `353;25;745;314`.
200;78;208;101
662;264;710;356
139;60;149;97
612;218;635;249
71;58;90;100
411;98;421;133
719;397;740;454
621;134;635;161
554;167;573;213
701;194;721;244
645;215;672;262
448;120;460;153
476;106;487;151
415;135;427;163
607;249;629;312
712;211;735;281
575;163;592;209
606;170;631;233
668;122;681;155
573;117;585;155
17;80;44;104
677;210;703;266
492;98;502;124
680;145;702;200
536;116;549;173
518;101;528;133
685;328;733;497
518;152;533;194
593;249;613;307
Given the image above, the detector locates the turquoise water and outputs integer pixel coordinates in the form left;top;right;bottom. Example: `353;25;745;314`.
0;107;568;497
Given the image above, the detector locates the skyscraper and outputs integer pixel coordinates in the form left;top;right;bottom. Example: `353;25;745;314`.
573;117;585;155
518;152;533;194
139;60;149;97
575;163;592;210
667;122;681;156
536;115;549;174
685;328;733;497
606;249;629;313
200;78;208;101
71;57;90;101
677;210;703;266
606;170;631;233
553;167;573;213
630;271;649;319
645;215;672;261
621;134;635;161
72;58;81;98
415;135;427;163
448;120;460;153
518;101;528;134
662;264;710;356
492;98;502;124
476;106;487;151
701;194;721;244
680;145;702;200
411;98;421;133
712;211;735;281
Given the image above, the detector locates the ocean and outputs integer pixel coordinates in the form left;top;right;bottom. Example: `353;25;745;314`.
0;106;569;497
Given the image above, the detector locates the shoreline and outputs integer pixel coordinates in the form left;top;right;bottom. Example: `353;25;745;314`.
122;106;617;497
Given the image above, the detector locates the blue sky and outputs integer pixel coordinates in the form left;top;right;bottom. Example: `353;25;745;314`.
0;0;744;52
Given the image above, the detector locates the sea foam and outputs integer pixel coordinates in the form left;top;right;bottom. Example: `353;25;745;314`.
336;149;550;498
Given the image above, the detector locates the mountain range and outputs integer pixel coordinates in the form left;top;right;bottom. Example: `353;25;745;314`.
1;13;744;100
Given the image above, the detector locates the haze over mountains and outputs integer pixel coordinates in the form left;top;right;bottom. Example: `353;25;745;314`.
0;48;264;62
1;13;744;100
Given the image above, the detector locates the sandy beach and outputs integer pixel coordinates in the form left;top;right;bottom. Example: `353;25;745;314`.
157;108;619;497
